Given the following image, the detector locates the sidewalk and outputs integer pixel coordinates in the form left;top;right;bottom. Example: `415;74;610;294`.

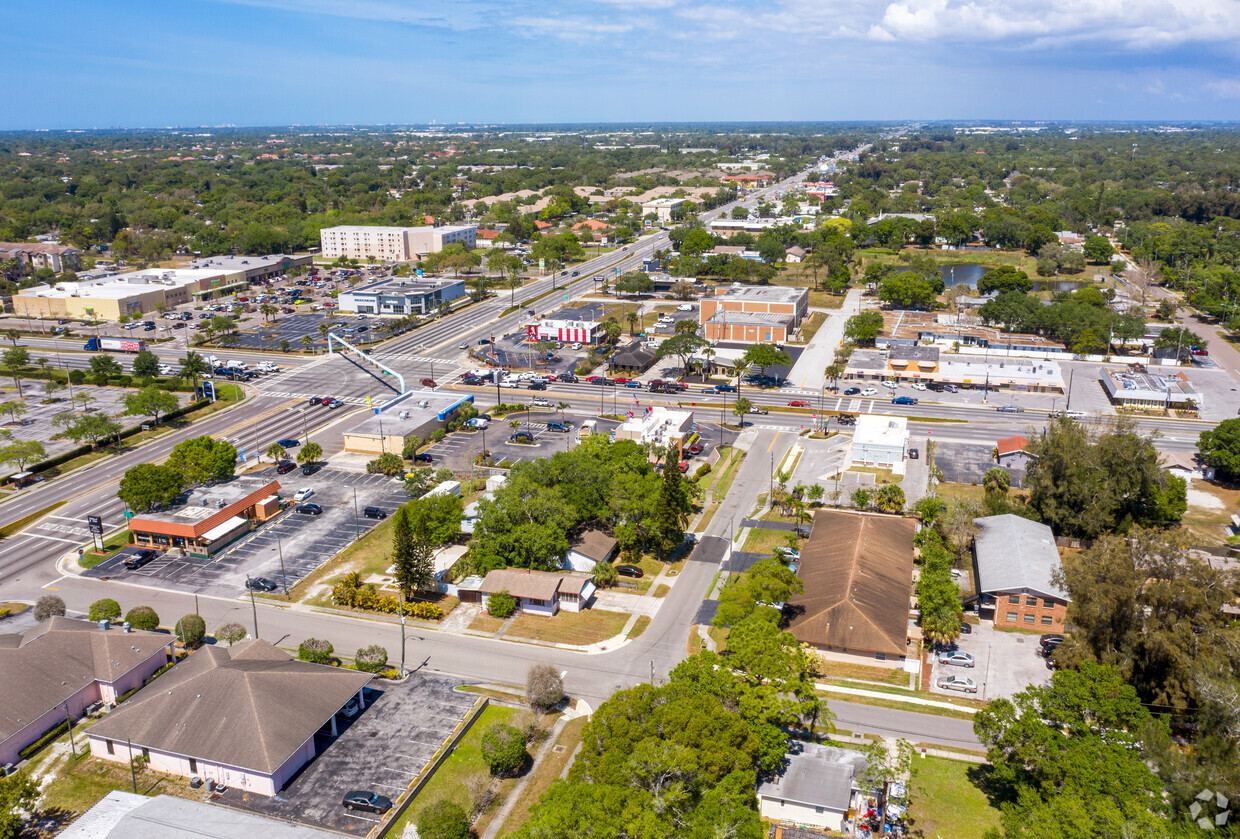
816;682;978;714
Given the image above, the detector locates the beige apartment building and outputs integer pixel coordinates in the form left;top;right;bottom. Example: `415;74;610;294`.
319;225;476;262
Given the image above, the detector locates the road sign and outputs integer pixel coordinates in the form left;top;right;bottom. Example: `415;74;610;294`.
87;515;103;535
538;259;545;270
122;511;134;519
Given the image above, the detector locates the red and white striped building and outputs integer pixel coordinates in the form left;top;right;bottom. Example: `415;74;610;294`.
526;305;603;344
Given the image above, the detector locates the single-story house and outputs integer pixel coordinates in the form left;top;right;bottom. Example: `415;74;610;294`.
479;568;596;616
58;791;342;838
785;245;807;263
564;529;619;572
86;639;371;797
785;510;915;664
1160;451;1214;481
848;414;909;471
757;741;869;832
973;514;1070;632
0;617;173;769
995;435;1032;470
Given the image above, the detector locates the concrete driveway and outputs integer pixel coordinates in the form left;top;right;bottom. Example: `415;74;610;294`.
220;674;477;833
928;621;1051;701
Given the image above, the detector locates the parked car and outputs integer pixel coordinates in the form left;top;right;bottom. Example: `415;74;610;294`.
881;380;897;390
687;442;703;455
278;438;300;447
937;675;978;694
911;382;927;391
843;387;861;395
937;650;976;668
295;503;323;515
1039;634;1065;655
293;488;315;502
677;461;689;473
959;621;973;634
413;453;433;463
276;461;297;474
363;507;387;520
908;447;919;459
341;791;392;814
615;564;644;578
546;420;571;432
123;549;158;570
861;388;878;396
301;463;321;476
892;396;918;405
246;577;278;592
341;697;360;718
510;431;535;444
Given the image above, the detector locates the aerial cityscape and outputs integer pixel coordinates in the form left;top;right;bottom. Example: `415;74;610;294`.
0;3;1238;839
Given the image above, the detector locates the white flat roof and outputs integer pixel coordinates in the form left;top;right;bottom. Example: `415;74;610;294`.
853;414;908;448
201;515;248;542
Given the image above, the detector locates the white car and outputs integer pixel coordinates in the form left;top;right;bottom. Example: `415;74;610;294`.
293;488;315;502
500;378;520;388
861;387;878;397
459;343;469;350
881;380;897;390
936;675;978;694
531;397;551;407
571;343;582;350
677;304;694;311
911;382;927;391
158;365;175;375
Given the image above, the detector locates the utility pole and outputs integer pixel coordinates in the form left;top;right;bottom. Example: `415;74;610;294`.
353;487;360;542
399;587;407;679
276;533;288;595
247;579;259;639
64;703;76;757
127;738;138;793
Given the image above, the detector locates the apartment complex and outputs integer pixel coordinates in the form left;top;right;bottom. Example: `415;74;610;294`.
699;285;808;343
319;224;476;262
973;515;1069;632
0;242;82;273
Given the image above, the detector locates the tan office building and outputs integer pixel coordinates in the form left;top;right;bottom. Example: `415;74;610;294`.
700;285;808;343
13;268;234;320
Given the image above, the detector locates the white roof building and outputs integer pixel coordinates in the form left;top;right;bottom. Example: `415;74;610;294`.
848;414;909;471
614;407;694;449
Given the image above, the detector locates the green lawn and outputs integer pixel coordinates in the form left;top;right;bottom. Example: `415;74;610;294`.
392;705;519;835
506;609;630;646
907;757;1003;839
499;716;587;837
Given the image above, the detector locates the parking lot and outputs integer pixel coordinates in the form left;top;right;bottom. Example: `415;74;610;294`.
231;312;379;350
425;415;615;470
221;674;477;833
85;470;410;597
928;620;1051;701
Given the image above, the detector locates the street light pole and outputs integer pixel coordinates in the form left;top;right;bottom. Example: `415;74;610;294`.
247;578;259;639
399;587;407;679
353;487;360;542
276;533;288;595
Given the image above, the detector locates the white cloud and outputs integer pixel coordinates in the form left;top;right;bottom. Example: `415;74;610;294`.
1208;78;1240;98
867;24;897;41
509;16;635;38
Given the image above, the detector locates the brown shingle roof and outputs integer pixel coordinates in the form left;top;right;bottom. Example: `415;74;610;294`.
785;511;914;657
0;618;171;745
569;529;618;563
87;640;370;775
480;568;565;601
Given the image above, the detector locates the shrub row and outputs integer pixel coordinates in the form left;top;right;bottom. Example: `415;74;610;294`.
27;399;210;475
19;720;69;760
331;578;443;620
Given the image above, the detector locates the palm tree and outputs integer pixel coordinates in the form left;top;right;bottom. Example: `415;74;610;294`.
259;303;278;323
301;334;313;353
824;362;844;390
702;347;717;378
556;401;571;421
180;351;210;395
733;360;752;396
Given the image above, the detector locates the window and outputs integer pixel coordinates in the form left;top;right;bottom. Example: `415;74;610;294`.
1023;614;1035;623
1025;596;1038;607
189;758;197;773
106;740;114;755
1044;598;1056;608
141;748;150;760
1006;612;1018;622
1041;615;1054;625
1008;594;1019;604
875;652;886;661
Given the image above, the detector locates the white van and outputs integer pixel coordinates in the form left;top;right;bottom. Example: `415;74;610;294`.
578;419;597;439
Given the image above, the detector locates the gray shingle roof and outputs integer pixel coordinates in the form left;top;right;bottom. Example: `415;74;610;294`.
973;514;1069;601
757;742;868;811
87;640;370;775
0;618;171;746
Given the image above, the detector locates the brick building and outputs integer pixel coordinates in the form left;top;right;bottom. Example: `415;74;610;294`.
699;286;808;344
972;514;1069;631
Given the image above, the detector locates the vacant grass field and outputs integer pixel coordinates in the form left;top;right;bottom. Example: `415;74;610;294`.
742;527;794;555
291;514;395;605
816;659;911;687
505;609;630;646
907;757;1003;839
499;716;587;836
1181;478;1240;545
392;705;520;836
469;614;506;634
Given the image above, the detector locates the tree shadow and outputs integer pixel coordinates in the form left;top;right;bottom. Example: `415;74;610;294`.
966;763;1016;812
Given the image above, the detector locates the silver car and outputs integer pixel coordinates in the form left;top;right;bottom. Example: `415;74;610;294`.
937;675;978;693
937;650;976;668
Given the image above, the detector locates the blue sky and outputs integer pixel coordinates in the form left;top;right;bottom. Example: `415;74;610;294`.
3;0;1239;128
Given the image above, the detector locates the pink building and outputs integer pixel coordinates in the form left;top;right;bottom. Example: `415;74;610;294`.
0;618;173;768
86;640;370;797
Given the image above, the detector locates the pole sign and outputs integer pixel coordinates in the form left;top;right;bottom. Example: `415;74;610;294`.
539;259;545;270
87;515;104;551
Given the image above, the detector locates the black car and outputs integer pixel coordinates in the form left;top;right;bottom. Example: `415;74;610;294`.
959;621;973;634
461;375;482;385
527;381;546;390
557;373;579;383
1039;634;1064;655
341;790;393;814
363;506;387;519
843;387;861;396
246;577;278;592
123;549;158;570
276;461;296;474
413;453;433;463
295;503;323;515
615;564;644;578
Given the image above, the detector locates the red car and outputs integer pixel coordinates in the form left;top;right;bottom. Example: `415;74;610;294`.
420;378;437;388
688;443;703;455
237;296;249;302
787;400;808;407
678;461;689;473
613;377;629;384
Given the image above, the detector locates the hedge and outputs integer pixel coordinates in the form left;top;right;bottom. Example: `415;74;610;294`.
331;576;444;620
19;720;69;760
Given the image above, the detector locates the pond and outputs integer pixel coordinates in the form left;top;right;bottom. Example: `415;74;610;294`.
897;262;1086;293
